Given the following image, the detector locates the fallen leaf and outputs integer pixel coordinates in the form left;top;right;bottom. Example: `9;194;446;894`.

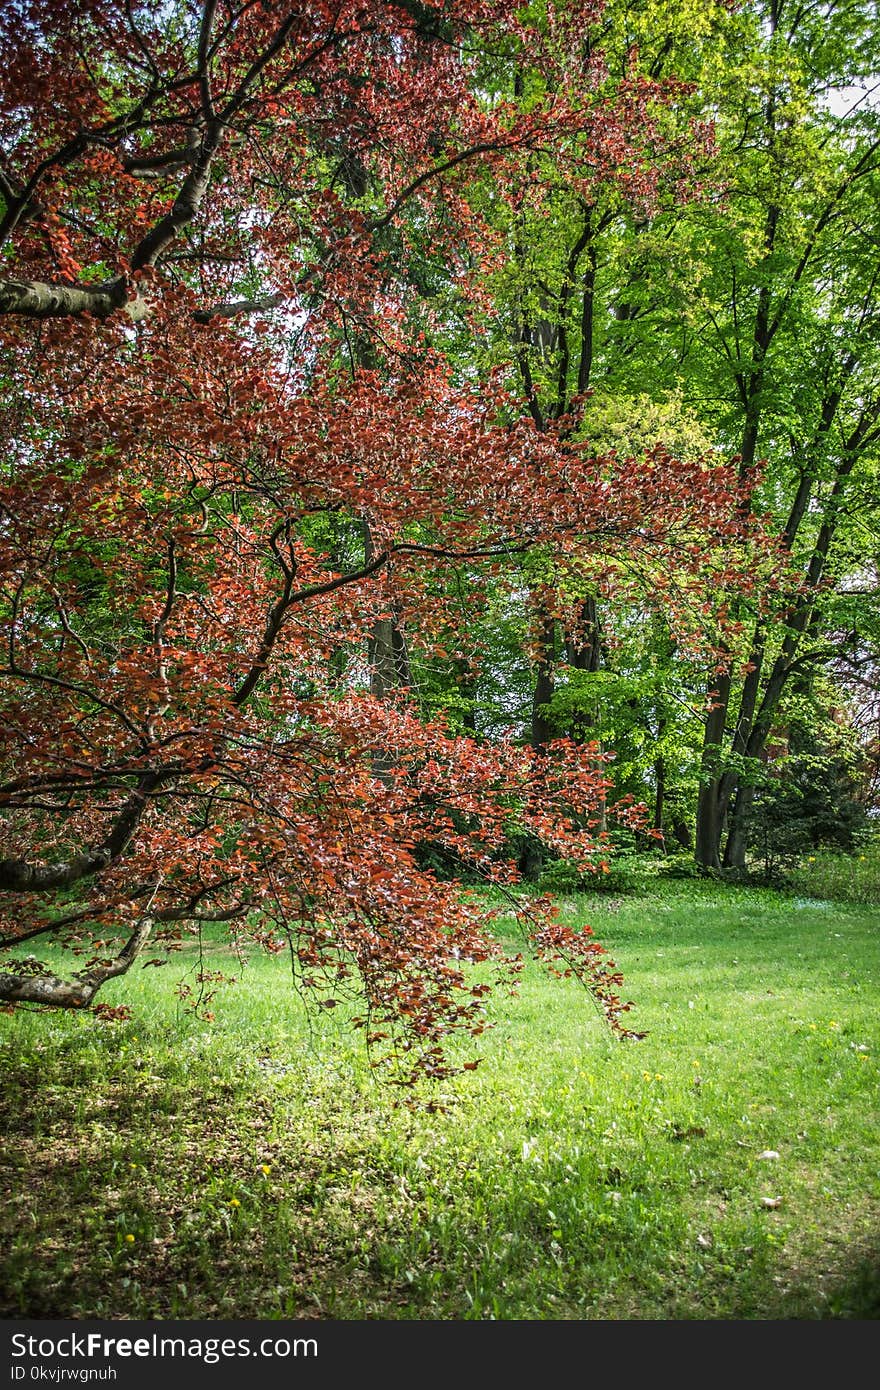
760;1196;782;1210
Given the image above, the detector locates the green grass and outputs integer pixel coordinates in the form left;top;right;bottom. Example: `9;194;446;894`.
1;879;878;1319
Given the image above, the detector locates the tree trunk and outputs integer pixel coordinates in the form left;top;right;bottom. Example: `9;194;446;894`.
717;425;865;866
653;708;667;841
454;658;478;733
694;670;731;868
531;612;557;750
723;782;755;870
671;817;692;850
653;754;665;838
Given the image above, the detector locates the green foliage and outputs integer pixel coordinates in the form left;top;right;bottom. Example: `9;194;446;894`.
413;0;880;867
656;853;710;882
747;706;873;878
581;390;718;463
750;758;870;865
535;858;585;894
538;850;666;896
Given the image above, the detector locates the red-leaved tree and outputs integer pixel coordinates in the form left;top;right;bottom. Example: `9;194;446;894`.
0;0;767;1081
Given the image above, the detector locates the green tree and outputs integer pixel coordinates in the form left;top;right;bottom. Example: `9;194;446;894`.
483;0;880;870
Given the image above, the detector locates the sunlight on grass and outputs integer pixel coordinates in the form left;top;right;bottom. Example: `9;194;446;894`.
1;879;878;1319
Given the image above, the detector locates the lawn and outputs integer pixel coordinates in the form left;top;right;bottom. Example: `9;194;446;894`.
1;879;878;1319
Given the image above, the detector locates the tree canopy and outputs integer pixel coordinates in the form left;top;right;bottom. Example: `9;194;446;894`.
0;0;874;1081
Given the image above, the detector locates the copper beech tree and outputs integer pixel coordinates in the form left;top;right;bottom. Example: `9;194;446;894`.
0;0;767;1081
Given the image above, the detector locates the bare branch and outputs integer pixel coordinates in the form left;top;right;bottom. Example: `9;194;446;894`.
194;292;283;323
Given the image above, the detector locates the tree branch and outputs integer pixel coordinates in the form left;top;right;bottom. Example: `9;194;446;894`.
130;124;224;271
0;917;154;1007
0;771;161;892
0;276;129;319
232;522;298;705
194;292;283;323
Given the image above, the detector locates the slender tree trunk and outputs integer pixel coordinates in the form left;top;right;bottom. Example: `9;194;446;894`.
653;707;667;842
564;596;607;830
695;670;731;869
720;418;867;867
531;613;557;750
454;658;478;733
653;753;665;838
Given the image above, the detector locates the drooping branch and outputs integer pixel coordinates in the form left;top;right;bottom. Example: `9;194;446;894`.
370;140;512;232
0;917;154;1007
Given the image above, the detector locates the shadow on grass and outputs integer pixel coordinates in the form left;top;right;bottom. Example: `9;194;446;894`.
776;1240;880;1320
3;1044;879;1321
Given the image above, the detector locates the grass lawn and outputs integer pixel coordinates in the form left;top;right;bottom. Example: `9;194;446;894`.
1;879;878;1320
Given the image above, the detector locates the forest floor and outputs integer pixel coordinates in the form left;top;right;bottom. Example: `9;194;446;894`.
2;878;878;1319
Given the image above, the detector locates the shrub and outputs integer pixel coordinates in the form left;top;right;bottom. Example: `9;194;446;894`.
788;844;880;906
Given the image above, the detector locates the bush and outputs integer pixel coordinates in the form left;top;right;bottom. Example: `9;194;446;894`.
788;844;880;906
536;859;586;894
657;854;708;882
747;738;872;879
537;854;652;896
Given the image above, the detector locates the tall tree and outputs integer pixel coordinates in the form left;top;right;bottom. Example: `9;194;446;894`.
492;0;880;869
0;0;764;1077
676;0;880;867
458;0;741;859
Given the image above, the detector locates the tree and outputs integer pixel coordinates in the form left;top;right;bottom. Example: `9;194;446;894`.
493;0;880;870
431;0;754;865
605;0;880;869
0;0;763;1081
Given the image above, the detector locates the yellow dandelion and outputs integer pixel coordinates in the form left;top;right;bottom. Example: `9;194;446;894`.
124;1234;135;1244
260;1164;271;1176
229;1198;241;1208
